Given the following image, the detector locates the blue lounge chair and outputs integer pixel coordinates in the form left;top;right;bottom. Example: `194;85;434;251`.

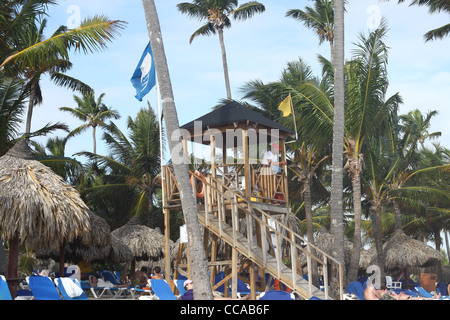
101;270;133;298
81;276;115;299
54;278;88;300
175;279;187;295
27;275;61;300
0;275;12;300
150;279;177;300
415;286;434;298
258;290;294;300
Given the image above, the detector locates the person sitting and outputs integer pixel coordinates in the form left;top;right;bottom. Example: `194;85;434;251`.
151;266;164;280
363;284;441;300
130;267;149;286
261;142;287;175
89;274;131;288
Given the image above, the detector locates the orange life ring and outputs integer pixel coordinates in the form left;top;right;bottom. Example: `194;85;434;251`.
190;171;205;199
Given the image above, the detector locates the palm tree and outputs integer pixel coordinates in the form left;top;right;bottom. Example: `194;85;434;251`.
77;106;162;228
399;109;441;149
142;0;213;300
177;0;265;99
343;21;403;283
286;0;336;61
330;0;346;296
18;18;92;135
361;107;449;283
60;91;120;155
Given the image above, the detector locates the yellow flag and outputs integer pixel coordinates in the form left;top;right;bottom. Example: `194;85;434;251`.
278;94;292;117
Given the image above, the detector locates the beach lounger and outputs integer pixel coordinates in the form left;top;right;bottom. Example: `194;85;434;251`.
415;286;434;298
150;279;177;300
129;280;154;300
27;275;61;300
258;290;294;300
175;279;187;295
101;270;133;298
385;276;402;290
54;278;88;300
0;275;12;300
80;278;115;299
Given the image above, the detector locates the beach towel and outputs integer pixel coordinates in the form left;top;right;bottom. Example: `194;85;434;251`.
60;278;84;298
346;282;365;300
97;278;114;288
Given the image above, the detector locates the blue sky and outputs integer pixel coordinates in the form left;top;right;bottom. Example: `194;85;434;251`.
31;0;450;162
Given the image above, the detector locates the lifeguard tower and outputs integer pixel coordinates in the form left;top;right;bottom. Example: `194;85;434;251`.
162;101;342;300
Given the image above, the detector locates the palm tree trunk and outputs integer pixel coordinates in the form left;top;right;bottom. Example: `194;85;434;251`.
370;206;385;286
25;81;37;134
217;27;232;100
330;0;346;297
141;0;213;300
347;172;362;284
92;125;97;154
393;200;403;233
304;177;319;287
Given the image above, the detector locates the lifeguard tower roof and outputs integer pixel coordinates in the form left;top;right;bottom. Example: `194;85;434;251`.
181;101;294;137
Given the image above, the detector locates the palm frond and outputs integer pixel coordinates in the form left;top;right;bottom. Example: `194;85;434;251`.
232;2;265;20
1;15;126;69
49;71;92;95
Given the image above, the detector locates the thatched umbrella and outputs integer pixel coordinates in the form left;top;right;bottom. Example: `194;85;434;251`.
109;234;133;263
0;140;90;296
112;217;170;272
369;231;443;274
35;211;112;263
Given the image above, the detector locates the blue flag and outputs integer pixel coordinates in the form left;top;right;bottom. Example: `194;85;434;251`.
131;42;156;101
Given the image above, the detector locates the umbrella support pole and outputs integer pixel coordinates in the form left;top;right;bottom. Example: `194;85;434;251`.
7;236;19;298
59;242;65;277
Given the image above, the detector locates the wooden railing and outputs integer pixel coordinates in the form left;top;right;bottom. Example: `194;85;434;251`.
163;163;287;205
162;165;343;299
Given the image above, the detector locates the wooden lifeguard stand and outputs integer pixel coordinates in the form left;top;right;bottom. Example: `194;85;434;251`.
162;101;342;300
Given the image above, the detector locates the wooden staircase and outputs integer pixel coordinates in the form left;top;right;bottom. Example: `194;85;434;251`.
189;172;343;300
163;166;344;300
197;207;327;299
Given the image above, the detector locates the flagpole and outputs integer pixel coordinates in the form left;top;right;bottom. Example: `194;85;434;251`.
157;78;165;201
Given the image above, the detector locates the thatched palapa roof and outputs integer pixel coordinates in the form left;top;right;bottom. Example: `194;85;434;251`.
35;212;132;263
0;140;90;250
369;231;443;272
112;217;170;262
